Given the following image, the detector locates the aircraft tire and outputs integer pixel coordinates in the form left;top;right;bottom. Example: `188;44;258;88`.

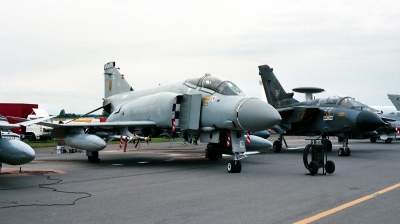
208;151;220;161
309;161;318;175
385;138;392;144
303;144;312;170
88;151;100;163
370;138;377;143
227;160;242;173
325;160;335;174
227;160;237;173
235;160;242;173
273;140;282;153
338;148;344;156
346;148;351;156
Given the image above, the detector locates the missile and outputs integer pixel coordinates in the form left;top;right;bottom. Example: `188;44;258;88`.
0;139;35;165
245;135;272;151
64;133;107;152
251;130;271;139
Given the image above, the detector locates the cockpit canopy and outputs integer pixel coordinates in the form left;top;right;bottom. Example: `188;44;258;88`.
319;96;362;108
185;75;245;96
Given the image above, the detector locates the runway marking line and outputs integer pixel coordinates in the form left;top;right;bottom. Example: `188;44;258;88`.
293;183;400;224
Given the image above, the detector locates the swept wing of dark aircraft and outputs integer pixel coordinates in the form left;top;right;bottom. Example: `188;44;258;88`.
16;62;281;173
258;64;385;156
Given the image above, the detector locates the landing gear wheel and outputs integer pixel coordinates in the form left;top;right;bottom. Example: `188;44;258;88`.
338;148;344;156
273;140;282;153
325;160;335;174
345;148;351;156
370;138;377;143
208;150;220;161
309;161;318;175
385;138;392;144
227;160;242;173
88;151;100;163
235;160;242;173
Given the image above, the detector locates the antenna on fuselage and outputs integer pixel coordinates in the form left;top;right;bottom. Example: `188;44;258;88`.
292;87;325;101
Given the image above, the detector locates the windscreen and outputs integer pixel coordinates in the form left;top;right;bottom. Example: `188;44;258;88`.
339;97;362;108
185;75;244;96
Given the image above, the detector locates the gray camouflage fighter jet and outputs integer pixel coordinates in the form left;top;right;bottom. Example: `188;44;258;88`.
258;64;385;156
14;62;281;173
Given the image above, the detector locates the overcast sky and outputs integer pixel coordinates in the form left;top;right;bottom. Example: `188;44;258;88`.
1;0;399;115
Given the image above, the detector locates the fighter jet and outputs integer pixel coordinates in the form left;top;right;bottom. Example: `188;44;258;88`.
258;64;385;156
388;94;400;111
0;115;53;170
16;62;280;173
358;101;400;143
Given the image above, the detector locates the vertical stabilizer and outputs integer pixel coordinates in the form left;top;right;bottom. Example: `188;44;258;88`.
387;94;400;111
104;62;133;98
258;65;297;108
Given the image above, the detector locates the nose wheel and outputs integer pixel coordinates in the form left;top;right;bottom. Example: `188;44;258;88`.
227;160;242;173
337;138;351;156
227;153;242;173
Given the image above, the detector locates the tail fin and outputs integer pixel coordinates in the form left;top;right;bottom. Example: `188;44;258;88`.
258;65;298;108
104;62;133;98
387;94;400;111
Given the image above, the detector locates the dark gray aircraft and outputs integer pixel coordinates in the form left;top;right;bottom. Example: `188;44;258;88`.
16;62;281;173
371;112;400;143
258;64;385;156
358;102;400;143
0;115;52;170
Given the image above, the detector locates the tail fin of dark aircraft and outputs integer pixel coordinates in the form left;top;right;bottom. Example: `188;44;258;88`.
258;65;298;108
387;94;400;111
104;62;133;99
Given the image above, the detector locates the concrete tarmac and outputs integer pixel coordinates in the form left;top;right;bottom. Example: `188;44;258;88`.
1;137;399;224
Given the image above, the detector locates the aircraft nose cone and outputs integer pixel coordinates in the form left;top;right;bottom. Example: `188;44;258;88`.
22;147;36;163
2;139;36;165
356;110;385;132
237;98;281;131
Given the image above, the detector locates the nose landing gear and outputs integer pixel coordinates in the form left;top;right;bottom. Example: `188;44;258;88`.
337;138;351;156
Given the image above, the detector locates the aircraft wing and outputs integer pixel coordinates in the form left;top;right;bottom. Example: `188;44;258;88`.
0;123;20;130
52;121;157;129
2;116;56;130
381;117;397;123
8;116;157;129
276;106;319;123
276;107;294;113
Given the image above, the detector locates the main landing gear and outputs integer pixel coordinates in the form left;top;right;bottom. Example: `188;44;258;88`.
87;151;100;163
272;135;287;152
337;138;350;156
206;145;243;173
